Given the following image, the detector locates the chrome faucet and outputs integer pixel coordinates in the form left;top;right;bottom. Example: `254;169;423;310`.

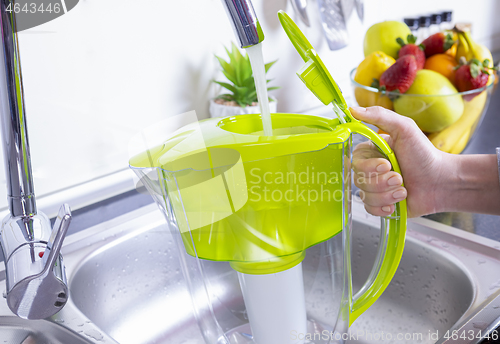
0;2;72;319
221;0;265;48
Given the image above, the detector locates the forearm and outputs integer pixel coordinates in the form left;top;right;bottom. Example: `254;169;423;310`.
439;153;500;215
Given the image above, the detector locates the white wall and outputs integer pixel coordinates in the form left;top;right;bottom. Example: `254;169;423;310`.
0;0;498;210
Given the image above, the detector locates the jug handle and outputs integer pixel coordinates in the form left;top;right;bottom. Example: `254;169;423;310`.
343;121;408;326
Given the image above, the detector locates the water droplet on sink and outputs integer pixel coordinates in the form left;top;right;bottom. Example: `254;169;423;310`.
472;321;488;330
84;328;104;341
489;280;500;290
477;259;487;265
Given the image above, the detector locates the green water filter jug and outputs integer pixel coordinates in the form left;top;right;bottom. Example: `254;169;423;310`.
129;11;407;344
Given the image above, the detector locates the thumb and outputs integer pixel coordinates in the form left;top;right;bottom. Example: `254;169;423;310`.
350;106;414;136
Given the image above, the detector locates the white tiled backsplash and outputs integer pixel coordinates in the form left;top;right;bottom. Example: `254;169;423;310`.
0;0;499;212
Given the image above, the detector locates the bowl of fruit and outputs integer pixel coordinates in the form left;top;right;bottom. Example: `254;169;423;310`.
351;22;496;154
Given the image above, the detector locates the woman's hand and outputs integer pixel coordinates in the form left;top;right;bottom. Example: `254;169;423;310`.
351;106;448;218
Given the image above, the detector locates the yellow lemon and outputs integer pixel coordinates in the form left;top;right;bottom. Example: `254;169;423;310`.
354;51;395;108
354;87;394;109
376;94;394;110
354;87;377;107
354;51;396;87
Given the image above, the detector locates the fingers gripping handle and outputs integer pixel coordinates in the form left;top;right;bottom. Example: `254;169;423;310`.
344;122;407;325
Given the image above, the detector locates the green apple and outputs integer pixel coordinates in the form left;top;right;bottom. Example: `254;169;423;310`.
394;70;464;133
364;21;411;59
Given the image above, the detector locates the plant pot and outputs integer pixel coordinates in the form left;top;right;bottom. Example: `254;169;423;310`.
209;96;278;118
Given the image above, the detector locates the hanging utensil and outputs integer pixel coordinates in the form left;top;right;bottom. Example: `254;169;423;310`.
341;0;354;21
289;0;310;27
316;0;349;50
355;0;364;22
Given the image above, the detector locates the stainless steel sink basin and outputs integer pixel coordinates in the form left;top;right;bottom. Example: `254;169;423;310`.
0;315;93;344
1;201;500;343
67;202;500;343
349;222;473;343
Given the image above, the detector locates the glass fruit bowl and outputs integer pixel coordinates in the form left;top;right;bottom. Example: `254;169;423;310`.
350;68;495;154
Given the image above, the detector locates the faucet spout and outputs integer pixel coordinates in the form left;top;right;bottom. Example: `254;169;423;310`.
221;0;265;48
0;1;72;319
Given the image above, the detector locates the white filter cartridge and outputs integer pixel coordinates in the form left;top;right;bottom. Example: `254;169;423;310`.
237;262;307;344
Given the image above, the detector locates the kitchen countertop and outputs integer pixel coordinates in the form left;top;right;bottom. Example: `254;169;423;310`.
425;86;500;242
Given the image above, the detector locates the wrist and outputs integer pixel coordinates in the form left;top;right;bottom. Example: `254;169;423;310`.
439;153;500;214
434;152;460;213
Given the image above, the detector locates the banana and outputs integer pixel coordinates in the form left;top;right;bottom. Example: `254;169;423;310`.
456;31;495;84
464;31;493;66
449;128;471;154
456;33;473;62
434;29;495;154
429;91;487;153
456;31;493;64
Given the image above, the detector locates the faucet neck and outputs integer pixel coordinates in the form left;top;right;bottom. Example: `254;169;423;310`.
0;1;37;217
221;0;265;48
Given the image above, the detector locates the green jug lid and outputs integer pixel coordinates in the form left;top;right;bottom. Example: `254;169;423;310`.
278;10;353;121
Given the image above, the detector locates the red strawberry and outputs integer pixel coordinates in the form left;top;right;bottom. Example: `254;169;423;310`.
397;35;425;70
454;58;490;93
379;55;418;93
421;33;455;57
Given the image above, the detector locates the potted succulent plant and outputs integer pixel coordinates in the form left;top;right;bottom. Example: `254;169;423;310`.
210;42;279;118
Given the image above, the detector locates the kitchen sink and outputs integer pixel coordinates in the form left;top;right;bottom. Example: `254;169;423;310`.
0;315;93;344
1;201;500;343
